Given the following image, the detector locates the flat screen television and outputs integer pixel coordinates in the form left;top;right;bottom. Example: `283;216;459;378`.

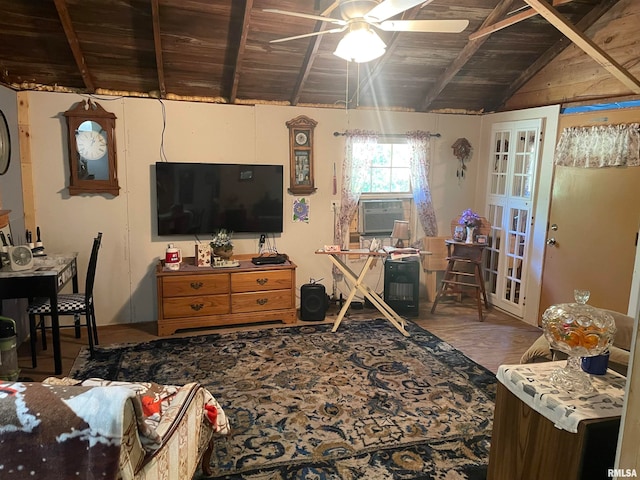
155;162;283;235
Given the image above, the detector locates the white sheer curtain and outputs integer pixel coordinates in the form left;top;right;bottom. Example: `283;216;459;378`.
407;131;438;236
334;130;378;248
555;123;640;167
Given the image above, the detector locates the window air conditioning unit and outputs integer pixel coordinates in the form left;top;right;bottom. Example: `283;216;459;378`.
360;200;404;234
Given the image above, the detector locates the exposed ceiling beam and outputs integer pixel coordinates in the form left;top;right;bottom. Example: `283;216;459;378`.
420;0;516;111
469;0;572;41
230;0;254;103
150;0;167;99
496;0;621;110
53;0;96;93
290;1;340;105
524;0;640;94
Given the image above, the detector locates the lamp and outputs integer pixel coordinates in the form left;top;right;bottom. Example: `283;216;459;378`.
391;220;410;248
333;22;386;63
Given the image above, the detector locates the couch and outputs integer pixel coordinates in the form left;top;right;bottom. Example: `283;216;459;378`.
0;377;230;479
520;308;635;376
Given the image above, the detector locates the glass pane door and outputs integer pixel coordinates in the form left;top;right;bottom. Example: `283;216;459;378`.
485;120;541;317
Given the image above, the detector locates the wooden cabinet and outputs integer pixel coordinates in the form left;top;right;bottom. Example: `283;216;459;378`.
488;382;620;480
156;254;297;335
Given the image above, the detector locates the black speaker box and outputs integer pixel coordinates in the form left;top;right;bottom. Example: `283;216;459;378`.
300;283;328;321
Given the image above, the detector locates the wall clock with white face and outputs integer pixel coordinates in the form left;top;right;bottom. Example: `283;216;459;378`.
0;109;11;176
286;115;317;195
295;131;308;146
76;129;108;161
63;100;120;196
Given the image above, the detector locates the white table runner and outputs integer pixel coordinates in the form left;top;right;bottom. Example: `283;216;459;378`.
496;361;626;433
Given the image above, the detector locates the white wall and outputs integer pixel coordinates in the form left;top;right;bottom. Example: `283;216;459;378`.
2;89;483;327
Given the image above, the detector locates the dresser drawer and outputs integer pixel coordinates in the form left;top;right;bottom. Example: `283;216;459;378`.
162;274;229;297
231;270;292;293
162;294;230;318
231;290;293;313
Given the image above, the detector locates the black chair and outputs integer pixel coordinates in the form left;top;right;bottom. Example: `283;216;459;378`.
28;232;102;368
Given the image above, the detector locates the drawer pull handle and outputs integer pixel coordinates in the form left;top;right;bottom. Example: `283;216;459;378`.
190;303;204;311
190;282;203;290
256;278;269;286
257;298;268;305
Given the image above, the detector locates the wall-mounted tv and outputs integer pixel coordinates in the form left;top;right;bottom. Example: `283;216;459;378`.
155;162;283;235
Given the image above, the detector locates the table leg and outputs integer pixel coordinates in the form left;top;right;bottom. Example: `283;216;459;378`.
330;256;370;333
329;254;409;337
50;291;62;375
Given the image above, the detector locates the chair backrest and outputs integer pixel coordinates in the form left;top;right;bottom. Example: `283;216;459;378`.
84;232;103;302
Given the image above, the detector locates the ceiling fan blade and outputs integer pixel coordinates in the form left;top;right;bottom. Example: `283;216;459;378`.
269;27;347;44
365;0;425;22
263;9;346;25
377;19;470;33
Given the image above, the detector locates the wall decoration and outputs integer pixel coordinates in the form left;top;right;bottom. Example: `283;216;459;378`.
63;99;120;196
451;137;472;181
286;115;317;195
293;198;309;223
0;109;11;176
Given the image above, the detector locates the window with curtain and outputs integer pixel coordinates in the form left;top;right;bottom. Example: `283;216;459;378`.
333;130;437;250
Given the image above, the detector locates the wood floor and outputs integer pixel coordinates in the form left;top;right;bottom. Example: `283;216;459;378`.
17;298;543;382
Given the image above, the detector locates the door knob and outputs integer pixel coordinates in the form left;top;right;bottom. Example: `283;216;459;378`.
546;237;557;246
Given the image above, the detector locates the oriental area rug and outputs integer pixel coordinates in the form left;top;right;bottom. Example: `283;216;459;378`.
71;319;497;480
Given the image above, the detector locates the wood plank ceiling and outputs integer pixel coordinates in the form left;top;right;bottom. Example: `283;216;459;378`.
0;0;632;113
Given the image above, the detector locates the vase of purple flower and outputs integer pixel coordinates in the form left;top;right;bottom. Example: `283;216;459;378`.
459;209;481;244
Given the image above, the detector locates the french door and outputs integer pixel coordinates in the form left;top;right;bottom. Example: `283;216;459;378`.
484;119;542;317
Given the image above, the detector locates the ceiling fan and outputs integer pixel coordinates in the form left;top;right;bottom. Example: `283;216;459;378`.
264;0;469;62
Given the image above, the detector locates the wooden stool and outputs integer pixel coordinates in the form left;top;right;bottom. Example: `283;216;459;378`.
430;240;489;321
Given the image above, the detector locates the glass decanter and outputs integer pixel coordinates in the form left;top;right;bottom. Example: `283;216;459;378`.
541;289;616;394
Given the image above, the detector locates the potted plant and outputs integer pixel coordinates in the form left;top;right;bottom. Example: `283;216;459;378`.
459;209;481;243
210;229;234;259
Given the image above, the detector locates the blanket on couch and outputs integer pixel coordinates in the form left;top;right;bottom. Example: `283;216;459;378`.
0;380;135;480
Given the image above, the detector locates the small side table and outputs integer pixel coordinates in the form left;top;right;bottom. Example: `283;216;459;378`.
488;362;626;480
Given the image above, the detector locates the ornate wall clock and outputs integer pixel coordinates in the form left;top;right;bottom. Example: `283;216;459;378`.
286;115;317;195
63;99;120;196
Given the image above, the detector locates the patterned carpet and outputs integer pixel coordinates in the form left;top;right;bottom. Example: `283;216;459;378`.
71;319;496;479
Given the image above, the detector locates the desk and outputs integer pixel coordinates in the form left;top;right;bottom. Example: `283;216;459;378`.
488;362;625;480
316;249;413;337
0;253;79;374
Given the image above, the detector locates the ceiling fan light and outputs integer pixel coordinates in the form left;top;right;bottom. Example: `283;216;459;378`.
333;27;386;63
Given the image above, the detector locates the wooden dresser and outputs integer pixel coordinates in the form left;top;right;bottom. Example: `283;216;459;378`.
156;254;297;335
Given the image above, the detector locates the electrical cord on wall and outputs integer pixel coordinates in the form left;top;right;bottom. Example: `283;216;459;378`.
157;99;169;162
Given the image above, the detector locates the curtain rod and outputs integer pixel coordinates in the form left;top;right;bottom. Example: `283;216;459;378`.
333;131;441;138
